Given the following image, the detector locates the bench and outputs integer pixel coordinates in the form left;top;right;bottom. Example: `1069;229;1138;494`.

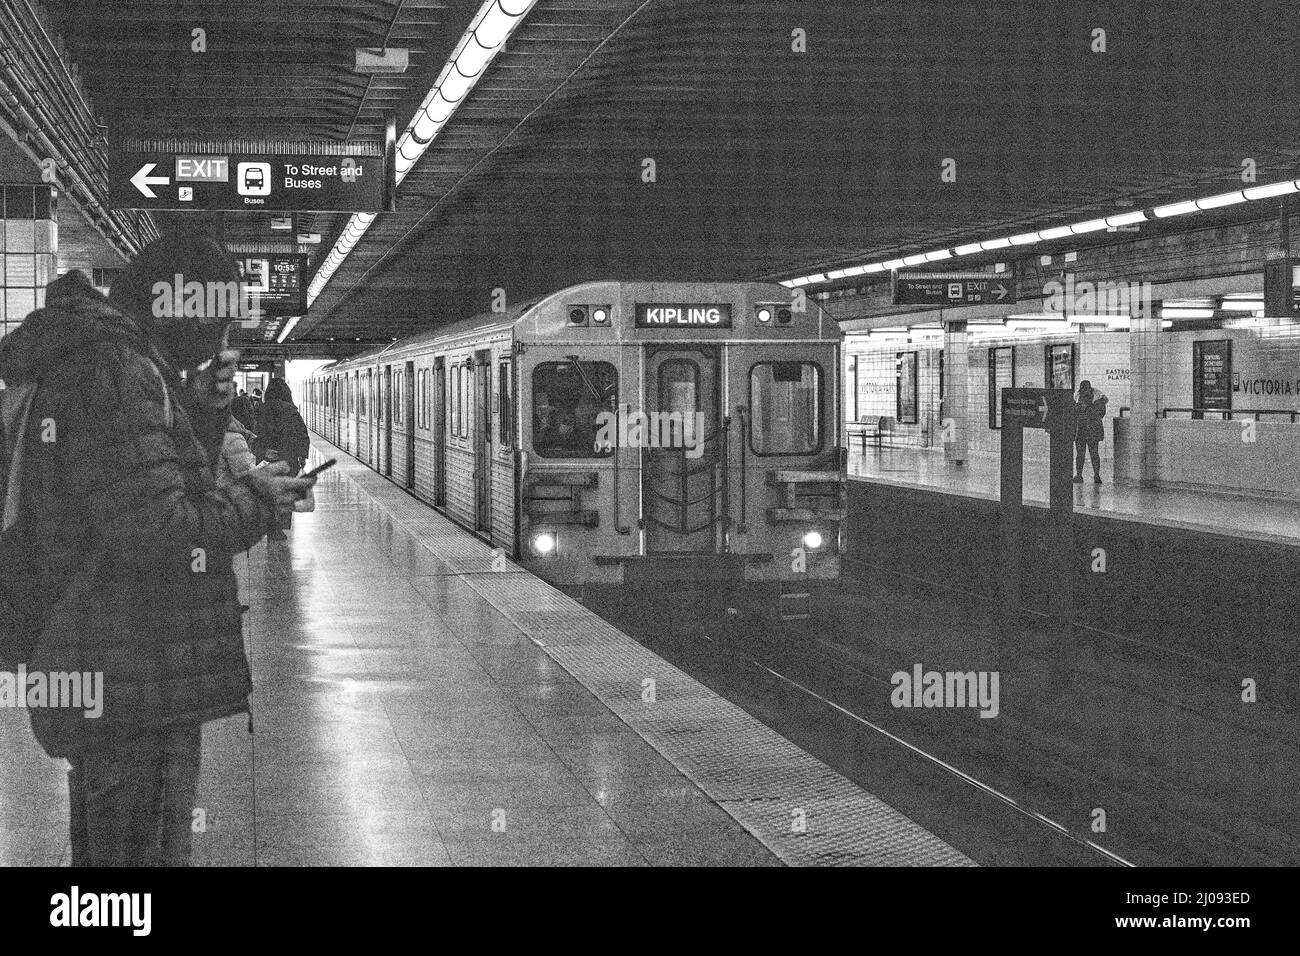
846;415;897;451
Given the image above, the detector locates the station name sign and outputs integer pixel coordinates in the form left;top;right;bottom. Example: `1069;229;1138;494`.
635;303;733;328
109;149;390;212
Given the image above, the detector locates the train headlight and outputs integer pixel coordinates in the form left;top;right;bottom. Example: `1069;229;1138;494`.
532;531;557;556
756;307;772;323
802;530;824;550
777;307;793;325
568;307;587;326
592;307;609;324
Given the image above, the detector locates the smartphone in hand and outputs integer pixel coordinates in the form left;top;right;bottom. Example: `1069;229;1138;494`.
299;458;337;479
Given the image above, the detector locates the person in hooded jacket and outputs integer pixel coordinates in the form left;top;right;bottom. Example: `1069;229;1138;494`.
255;377;311;541
0;235;316;866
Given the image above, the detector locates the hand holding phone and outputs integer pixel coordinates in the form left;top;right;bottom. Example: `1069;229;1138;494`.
299;458;337;479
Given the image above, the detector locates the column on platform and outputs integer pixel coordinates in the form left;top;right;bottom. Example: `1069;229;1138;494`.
942;318;969;465
1124;297;1162;486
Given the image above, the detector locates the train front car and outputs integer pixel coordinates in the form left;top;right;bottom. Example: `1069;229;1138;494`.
515;280;846;593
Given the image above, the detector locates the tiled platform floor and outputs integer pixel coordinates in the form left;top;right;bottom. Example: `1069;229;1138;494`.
849;445;1300;546
0;438;971;867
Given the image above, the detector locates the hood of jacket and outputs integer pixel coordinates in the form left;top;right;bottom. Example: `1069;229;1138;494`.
0;271;163;387
226;416;256;439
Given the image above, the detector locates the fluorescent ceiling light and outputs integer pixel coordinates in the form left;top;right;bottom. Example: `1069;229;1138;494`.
1218;300;1264;312
276;317;300;344
1070;219;1109;234
1008;232;1040;245
844;265;869;276
979;237;1012;251
863;263;887;274
1243;180;1300;200
883;259;906;270
902;253;928;266
1153;200;1200;218
924;249;952;262
953;243;983;256
1037;225;1075;240
1105;211;1147;227
1196;191;1247;210
875;325;908;332
826;268;851;279
305;0;540;314
1005;319;1067;331
1162;307;1214;319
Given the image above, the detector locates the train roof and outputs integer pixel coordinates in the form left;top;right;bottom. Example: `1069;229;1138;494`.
312;280;831;376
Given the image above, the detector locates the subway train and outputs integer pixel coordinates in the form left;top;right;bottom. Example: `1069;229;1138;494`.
305;281;846;587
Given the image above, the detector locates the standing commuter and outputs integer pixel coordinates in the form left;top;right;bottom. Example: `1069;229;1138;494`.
1073;380;1108;484
0;237;316;866
257;377;311;540
229;388;255;431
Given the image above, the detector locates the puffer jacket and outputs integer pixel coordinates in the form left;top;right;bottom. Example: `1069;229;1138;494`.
255;397;310;474
218;417;258;486
0;270;276;758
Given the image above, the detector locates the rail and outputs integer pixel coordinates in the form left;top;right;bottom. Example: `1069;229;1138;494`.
1116;407;1299;422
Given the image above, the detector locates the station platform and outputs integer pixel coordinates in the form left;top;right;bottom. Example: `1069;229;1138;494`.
849;445;1300;547
0;437;973;867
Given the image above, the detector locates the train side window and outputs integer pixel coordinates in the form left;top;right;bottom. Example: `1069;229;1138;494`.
451;365;460;438
749;361;823;455
498;360;512;446
532;360;617;459
461;363;471;438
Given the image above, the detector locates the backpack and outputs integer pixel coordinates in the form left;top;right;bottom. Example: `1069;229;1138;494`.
0;379;41;670
0;362;173;671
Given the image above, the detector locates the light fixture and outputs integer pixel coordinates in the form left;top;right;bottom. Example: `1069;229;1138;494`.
1105;211;1148;227
1196;191;1247;210
756;307;772;323
1243;180;1299;200
1037;225;1075;240
592;307;609;323
1070;219;1109;235
1152;200;1200;218
531;531;556;556
802;530;824;550
305;0;541;314
780;178;1300;289
1161;307;1214;319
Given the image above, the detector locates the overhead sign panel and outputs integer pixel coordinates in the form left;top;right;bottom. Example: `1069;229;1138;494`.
894;272;1017;306
110;150;389;212
635;303;733;328
236;254;308;318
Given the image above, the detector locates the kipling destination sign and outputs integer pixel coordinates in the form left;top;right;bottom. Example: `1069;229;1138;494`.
635;303;733;328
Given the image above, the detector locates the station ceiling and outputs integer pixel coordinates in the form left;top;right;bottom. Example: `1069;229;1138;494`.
40;0;1300;344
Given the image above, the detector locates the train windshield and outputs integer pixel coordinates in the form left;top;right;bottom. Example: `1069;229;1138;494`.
532;360;618;458
749;361;822;455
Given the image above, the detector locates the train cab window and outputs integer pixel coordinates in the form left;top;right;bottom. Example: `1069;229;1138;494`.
498;360;512;446
532;360;617;459
749;361;822;455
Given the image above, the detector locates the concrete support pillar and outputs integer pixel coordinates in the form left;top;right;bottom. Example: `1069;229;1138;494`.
943;319;969;465
1125;297;1162;486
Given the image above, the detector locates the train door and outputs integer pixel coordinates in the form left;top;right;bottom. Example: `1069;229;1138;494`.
404;361;416;488
434;358;447;506
474;350;492;531
383;365;393;478
643;345;721;554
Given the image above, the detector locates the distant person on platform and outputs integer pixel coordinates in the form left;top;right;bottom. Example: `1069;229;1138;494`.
256;378;311;541
230;387;256;431
0;234;316;866
1073;380;1108;484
